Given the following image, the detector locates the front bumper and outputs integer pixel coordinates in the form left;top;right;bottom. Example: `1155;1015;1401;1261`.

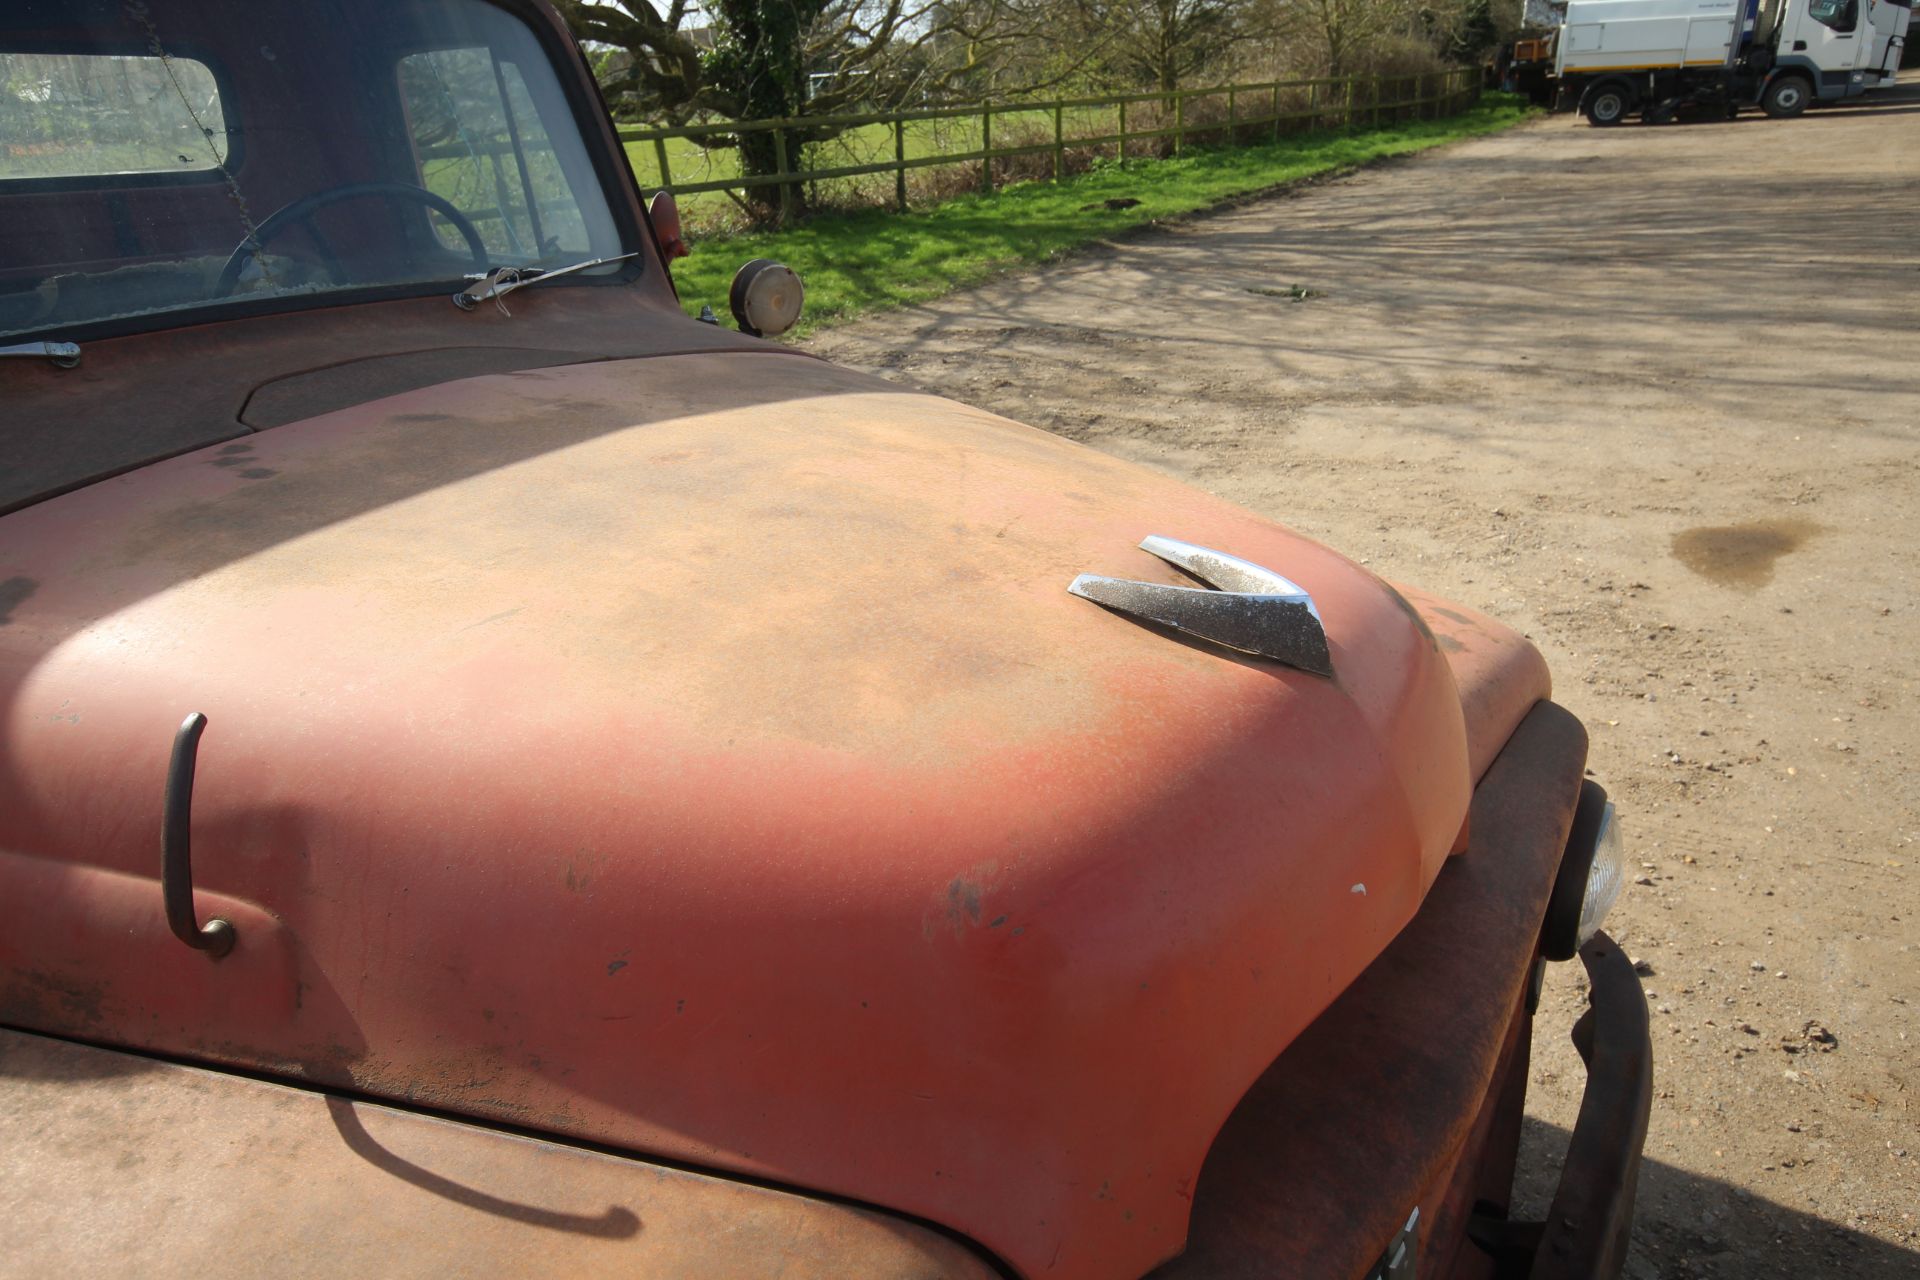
1519;932;1654;1278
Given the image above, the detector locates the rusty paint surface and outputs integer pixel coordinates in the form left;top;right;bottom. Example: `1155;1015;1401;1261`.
0;286;766;517
1150;701;1587;1279
0;1027;996;1280
1395;585;1553;785
0;351;1481;1279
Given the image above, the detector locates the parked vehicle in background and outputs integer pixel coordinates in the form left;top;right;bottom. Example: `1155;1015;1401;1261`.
0;1;1650;1276
1504;0;1911;123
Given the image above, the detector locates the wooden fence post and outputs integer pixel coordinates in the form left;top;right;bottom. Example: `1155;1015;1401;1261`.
1273;83;1282;143
981;108;993;194
651;136;672;192
894;117;907;212
772;126;793;223
1174;91;1184;157
1227;86;1236;145
1118;99;1128;163
1053;104;1064;180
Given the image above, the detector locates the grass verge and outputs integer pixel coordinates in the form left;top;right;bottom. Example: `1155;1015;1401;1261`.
667;95;1534;337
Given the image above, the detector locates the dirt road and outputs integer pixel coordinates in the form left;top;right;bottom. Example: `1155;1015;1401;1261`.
810;91;1920;1276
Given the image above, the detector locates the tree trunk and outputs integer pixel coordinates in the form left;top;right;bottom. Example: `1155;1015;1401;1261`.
737;130;805;222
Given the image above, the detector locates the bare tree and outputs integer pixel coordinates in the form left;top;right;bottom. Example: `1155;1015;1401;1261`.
555;0;708;121
1078;0;1250;91
1276;0;1473;77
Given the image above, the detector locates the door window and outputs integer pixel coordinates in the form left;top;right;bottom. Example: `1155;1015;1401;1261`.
1807;0;1859;31
399;48;592;263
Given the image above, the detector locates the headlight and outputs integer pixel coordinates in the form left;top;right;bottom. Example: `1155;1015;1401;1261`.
1541;781;1624;961
1577;799;1625;950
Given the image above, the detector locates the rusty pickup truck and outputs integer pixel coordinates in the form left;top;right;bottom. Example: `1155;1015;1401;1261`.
0;2;1650;1276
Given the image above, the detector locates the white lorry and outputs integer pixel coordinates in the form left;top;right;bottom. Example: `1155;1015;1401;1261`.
1509;0;1911;124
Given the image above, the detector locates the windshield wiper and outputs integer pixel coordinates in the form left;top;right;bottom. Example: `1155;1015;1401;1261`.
0;340;80;369
453;252;639;314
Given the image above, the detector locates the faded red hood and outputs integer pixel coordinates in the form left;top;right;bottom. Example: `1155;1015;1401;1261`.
0;352;1529;1278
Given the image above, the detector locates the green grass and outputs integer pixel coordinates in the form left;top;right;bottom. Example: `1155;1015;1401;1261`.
666;96;1533;337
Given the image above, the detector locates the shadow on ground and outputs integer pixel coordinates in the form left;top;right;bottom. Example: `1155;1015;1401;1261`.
1516;1118;1919;1278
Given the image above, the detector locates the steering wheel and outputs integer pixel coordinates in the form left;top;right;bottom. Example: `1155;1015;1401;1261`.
213;182;490;298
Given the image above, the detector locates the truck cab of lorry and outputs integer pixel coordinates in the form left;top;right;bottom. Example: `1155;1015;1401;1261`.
1759;0;1908;99
1;2;1651;1277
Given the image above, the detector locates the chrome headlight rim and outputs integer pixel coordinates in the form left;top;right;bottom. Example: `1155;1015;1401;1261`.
1542;780;1624;962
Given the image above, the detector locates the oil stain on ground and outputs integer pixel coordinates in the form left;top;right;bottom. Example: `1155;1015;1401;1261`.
1671;518;1821;588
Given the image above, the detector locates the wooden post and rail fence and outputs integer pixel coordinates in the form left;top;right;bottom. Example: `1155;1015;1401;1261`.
614;68;1481;222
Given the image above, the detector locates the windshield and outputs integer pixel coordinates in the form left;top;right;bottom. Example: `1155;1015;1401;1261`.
0;0;631;341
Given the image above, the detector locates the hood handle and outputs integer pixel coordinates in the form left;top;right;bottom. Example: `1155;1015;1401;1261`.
162;712;236;959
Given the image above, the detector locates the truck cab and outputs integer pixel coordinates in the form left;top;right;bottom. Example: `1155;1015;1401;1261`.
1759;0;1905;100
1;2;1651;1277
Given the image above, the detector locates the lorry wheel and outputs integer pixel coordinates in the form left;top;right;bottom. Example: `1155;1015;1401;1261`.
1583;87;1631;127
1761;76;1811;119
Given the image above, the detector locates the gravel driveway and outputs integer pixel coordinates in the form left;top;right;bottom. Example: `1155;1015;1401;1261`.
810;87;1920;1277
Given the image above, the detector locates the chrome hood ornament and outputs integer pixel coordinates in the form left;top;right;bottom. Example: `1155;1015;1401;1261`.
1069;536;1334;677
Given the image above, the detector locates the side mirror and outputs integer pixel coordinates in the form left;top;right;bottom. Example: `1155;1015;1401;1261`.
647;190;689;261
729;259;804;338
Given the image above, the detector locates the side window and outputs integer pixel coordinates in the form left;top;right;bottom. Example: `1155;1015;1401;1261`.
0;52;228;180
1807;0;1859;30
398;48;590;263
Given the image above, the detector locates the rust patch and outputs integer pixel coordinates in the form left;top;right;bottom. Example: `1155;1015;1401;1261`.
1378;580;1442;652
932;863;1004;938
0;575;37;625
948;877;985;926
10;969;113;1029
1671;518;1820;589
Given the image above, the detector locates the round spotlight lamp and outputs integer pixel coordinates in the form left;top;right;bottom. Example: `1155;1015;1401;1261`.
729;259;804;338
